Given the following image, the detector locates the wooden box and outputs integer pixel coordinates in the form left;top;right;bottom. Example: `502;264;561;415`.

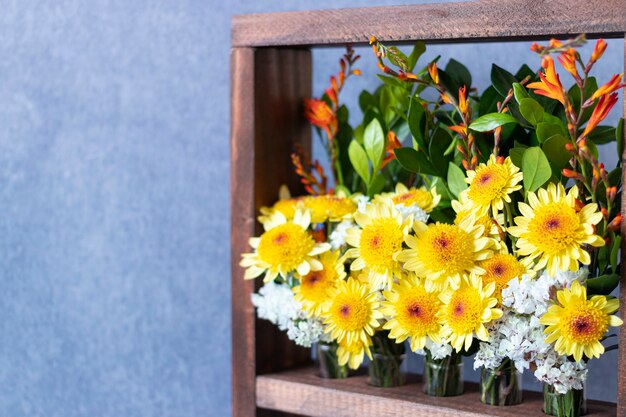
230;1;626;415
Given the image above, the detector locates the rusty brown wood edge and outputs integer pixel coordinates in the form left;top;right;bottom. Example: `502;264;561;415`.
232;0;626;47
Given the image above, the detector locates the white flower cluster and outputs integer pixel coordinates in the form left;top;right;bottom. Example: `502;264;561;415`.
479;267;589;392
251;281;330;347
396;204;429;223
474;312;547;372
329;220;354;249
414;338;453;360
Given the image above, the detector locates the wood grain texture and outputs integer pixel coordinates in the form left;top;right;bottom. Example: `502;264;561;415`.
618;37;626;417
231;47;257;417
257;367;616;417
232;0;626;47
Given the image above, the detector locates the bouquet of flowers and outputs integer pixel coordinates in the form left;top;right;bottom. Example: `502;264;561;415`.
240;37;624;416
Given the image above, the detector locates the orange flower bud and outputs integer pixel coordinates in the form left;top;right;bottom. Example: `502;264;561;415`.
441;93;452;105
562;169;581;179
351;69;362;76
458;86;468;114
591;39;607;62
304;98;337;138
607;214;622;233
558;50;578;78
369;35;377;45
548;38;563;49
530;42;545;53
565;143;576;152
428;62;439;84
495;156;505;164
582;93;619;137
606;186;617;202
590;73;625;101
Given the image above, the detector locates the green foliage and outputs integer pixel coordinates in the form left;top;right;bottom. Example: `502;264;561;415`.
519;98;544;126
522;147;551;192
447;163;467;198
469;113;518;132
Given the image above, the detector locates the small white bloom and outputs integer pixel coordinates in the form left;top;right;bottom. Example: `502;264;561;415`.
329;220;354;249
395;204;429;223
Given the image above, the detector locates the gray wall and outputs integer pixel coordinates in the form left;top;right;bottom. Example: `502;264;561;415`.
0;1;621;416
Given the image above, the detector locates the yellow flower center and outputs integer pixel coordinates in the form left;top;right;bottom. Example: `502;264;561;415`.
304;196;357;223
560;303;609;345
467;164;509;206
445;287;482;334
527;202;580;255
330;294;370;332
392;188;433;209
480;254;525;301
395;288;440;336
273;199;299;219
416;224;475;276
257;223;315;270
359;218;405;273
299;268;336;304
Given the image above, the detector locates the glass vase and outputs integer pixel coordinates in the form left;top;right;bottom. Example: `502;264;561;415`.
316;342;348;379
543;384;586;417
367;331;406;387
422;350;463;396
480;359;522;406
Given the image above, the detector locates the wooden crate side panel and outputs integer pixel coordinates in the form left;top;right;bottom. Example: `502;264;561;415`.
231;47;258;417
253;48;314;378
232;0;626;47
618;36;626;416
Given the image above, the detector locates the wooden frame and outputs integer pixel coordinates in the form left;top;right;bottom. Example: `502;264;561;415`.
230;1;626;416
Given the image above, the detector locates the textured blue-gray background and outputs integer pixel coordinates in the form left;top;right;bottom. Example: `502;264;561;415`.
0;1;622;416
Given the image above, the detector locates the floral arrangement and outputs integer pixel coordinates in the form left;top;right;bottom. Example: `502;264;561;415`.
240;37;624;416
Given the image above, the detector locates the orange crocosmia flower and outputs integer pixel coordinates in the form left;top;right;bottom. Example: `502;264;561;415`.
458;86;469;114
449;125;467;136
527;56;566;105
592;39;608;62
304;98;337;137
381;131;402;168
558;49;578;78
548;38;563;49
590;74;625;101
428;63;439;84
582;93;618;137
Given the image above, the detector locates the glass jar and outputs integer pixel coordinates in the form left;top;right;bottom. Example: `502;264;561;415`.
316;342;348;379
543;384;586;417
422;350;463;396
367;331;407;387
480;359;522;406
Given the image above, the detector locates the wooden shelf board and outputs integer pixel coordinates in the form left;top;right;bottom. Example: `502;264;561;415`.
256;367;616;417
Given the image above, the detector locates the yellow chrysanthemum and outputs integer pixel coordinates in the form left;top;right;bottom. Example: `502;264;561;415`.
258;197;304;224
344;201;411;289
240;210;330;282
293;250;346;317
385;183;441;213
323;278;383;346
479;253;529;303
337;339;372;370
452;194;501;239
302;194;358;223
397;215;494;291
462;155;522;215
439;275;503;352
508;183;605;276
382;274;442;351
541;280;622;361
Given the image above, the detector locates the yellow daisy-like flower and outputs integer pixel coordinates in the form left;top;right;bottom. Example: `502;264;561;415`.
293;250;346;317
452;194;500;239
439;274;503;352
462;155;523;215
323;278;383;346
508;183;605;277
337;339;372;370
240;210;330;282
302;194;358;223
541;280;622;361
479;253;529;303
397;215;494;291
344;201;411;289
381;274;443;351
258;197;304;224
380;183;441;213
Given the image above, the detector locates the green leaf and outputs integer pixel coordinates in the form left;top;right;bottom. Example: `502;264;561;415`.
515;64;536;82
408;41;426;72
509;147;526;168
348;140;370;183
542;134;570;172
491;64;518;97
469;112;518;132
536;122;564;143
447;163;467;198
522;147;551;192
363;119;385;171
519;98;544;126
569;77;598;125
445;58;472;89
617;118;624;158
429;128;453;177
479;86;500;116
611;235;621;273
394;148;438;176
367;173;387;197
587;274;620;296
359;90;376;113
513;82;530;104
588;126;616;145
408;99;426;150
386;46;409;71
